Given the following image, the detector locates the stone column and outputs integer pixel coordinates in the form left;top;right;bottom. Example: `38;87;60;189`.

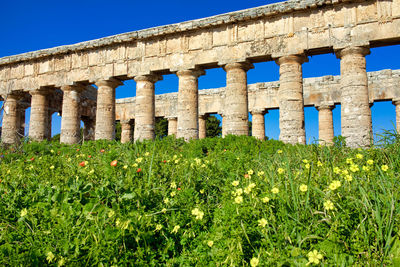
275;55;308;145
29;89;50;141
82;117;95;141
60;85;84;144
251;109;266;140
198;114;208;139
393;99;400;133
95;79;122;140
121;120;133;143
2;94;21;144
223;62;253;136
134;75;161;142
167;117;177;136
336;46;371;148
317;104;334;145
176;69;205;141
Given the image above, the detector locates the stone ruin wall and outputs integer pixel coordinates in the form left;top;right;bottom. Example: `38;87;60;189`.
0;0;400;147
116;69;400;120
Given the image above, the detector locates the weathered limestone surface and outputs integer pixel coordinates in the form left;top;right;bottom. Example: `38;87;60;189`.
29;89;50;141
317;104;335;145
120;120;133;143
134;75;160;141
167;117;177;136
336;46;372;148
198;114;207;139
60;85;84;144
276;55;307;145
2;94;22;144
95;79;121;140
177;69;204;141
2;0;400;93
251;110;266;140
223;62;252;136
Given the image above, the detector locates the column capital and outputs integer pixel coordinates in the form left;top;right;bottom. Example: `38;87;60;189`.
29;88;52;96
223;61;254;72
316;103;335;111
251;109;267;115
392;98;400;105
95;78;123;88
176;68;205;78
335;46;370;59
134;74;162;83
61;84;86;92
274;54;308;65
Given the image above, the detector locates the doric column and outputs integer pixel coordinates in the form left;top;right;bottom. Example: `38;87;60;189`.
60;85;84;144
176;69;205;141
120;120;133;143
198;114;208;139
82;116;95;141
223;62;253;136
251;109;266;140
134;75;162;142
2;94;22;144
336;46;371;148
275;55;308;145
29;89;51;141
316;104;334;145
167;117;177;136
393;99;400;133
95;79;122;140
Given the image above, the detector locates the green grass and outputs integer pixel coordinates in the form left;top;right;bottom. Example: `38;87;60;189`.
0;135;399;266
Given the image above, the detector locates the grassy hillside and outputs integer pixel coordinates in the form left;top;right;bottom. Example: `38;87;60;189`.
0;136;399;266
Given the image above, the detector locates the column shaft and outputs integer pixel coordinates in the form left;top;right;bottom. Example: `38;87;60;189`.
317;105;334;145
337;46;371;148
198;114;207;139
2;95;21;144
121;121;133;143
134;75;160;142
167;117;177;136
177;69;204;141
251;111;266;140
29;90;50;141
223;62;253;136
95;79;121;140
276;55;307;145
60;85;83;144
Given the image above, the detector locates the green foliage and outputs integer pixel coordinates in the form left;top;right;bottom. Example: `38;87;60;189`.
155;117;168;138
206;116;222;137
0;136;399;266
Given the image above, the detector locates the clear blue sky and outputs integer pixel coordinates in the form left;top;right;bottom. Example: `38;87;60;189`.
1;0;400;142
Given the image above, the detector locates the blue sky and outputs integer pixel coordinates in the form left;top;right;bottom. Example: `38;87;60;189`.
1;0;400;142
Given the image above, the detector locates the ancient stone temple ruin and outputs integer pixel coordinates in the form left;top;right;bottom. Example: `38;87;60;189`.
1;0;400;148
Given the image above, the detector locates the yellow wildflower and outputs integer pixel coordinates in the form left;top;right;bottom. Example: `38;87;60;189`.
307;250;323;265
20;208;28;217
234;196;243;204
250;257;259;267
262;196;270;203
271;187;279;194
258;218;268;228
299;184;308;192
191;208;204;220
323;200;334;211
232;180;239;187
